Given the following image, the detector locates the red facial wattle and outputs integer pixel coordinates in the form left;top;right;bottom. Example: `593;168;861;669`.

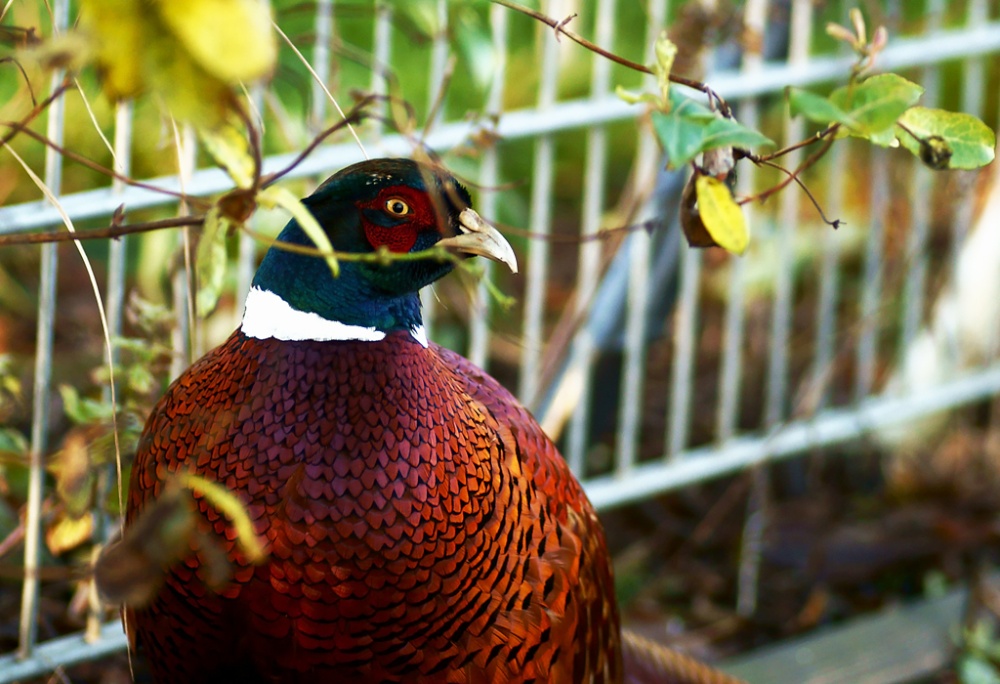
358;184;435;253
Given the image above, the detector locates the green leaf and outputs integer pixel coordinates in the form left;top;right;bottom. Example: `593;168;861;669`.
0;428;26;457
653;92;774;169
896;107;996;170
196;206;231;318
959;657;1000;684
59;385;113;424
700;117;775;154
829;73;924;139
787;87;857;128
652;109;707;169
258;186;340;279
695;175;749;255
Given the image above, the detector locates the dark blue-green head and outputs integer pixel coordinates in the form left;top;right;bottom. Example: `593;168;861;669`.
244;158;517;343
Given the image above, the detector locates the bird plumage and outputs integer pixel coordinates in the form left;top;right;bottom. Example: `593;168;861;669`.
125;159;622;682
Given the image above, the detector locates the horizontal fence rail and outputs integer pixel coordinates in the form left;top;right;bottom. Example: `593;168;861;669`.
2;0;999;680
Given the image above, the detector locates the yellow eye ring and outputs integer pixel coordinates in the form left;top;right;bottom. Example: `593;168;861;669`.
385;197;411;216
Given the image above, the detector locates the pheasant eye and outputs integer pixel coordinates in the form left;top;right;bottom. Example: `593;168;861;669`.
385;197;411;217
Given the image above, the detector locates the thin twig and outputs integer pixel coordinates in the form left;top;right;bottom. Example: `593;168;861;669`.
0;78;72;147
2;121;211;208
757;159;842;228
741;133;836;207
261;98;372;187
0;216;205;247
490;0;721;101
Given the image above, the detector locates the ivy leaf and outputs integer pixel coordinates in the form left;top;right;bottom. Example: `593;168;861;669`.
695;175;749;255
152;0;276;84
653;92;774;169
258;186;340;279
896;107;996;170
829;73;924;139
787;87;857;128
196;205;232;318
700;117;775;156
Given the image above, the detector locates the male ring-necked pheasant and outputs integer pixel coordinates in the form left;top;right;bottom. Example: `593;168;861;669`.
124;158;740;684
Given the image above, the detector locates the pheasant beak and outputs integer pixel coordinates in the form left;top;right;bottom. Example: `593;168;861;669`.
438;209;519;274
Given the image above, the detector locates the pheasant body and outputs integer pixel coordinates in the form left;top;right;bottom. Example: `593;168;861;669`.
126;159;623;683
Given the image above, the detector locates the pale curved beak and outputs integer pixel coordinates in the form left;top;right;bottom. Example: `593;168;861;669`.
438;208;518;274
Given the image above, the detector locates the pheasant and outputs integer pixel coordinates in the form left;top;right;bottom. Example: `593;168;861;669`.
123;158;742;684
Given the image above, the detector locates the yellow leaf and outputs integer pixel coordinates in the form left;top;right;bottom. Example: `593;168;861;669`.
258;186;340;278
46;512;93;556
199;123;256;189
153;0;277;84
78;0;151;98
179;473;266;564
695;175;749;255
196;206;231;318
653;32;678;107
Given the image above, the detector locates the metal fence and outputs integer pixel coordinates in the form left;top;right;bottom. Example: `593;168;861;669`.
2;0;1000;680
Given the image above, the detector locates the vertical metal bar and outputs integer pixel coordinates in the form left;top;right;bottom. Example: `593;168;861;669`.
469;1;510;370
519;0;562;406
812;141;846;410
666;247;701;459
765;0;813;427
855;148;888;401
421;0;451;339
567;0;618;475
19;0;69;658
170;127;198;379
951;0;988;281
733;0;772;623
900;0;942;351
371;3;393;140
617;0;667;473
237;86;266;319
716;0;768;442
311;0;333;130
89;100;133;643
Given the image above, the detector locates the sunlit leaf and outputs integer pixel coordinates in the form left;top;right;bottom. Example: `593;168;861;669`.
50;431;95;518
616;86;661;106
258;186;340;279
152;0;277;84
179;473;266;563
196;206;232;318
199;124;256;189
829;73;923;138
652;31;677;106
699;117;775;155
46;512;94;556
787;87;856;128
653;91;774;169
695;174;749;255
896;107;996;170
77;0;150;98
